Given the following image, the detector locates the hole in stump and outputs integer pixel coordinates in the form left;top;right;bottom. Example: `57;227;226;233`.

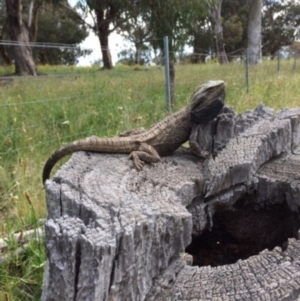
186;198;300;267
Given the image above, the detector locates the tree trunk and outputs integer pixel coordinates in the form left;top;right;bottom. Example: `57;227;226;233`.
96;10;113;70
134;43;142;65
5;0;37;76
0;44;12;65
0;20;12;65
247;0;262;65
215;27;228;64
209;0;228;64
28;0;43;43
169;60;175;104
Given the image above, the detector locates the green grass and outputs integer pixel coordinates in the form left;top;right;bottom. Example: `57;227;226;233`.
0;60;299;300
0;204;45;301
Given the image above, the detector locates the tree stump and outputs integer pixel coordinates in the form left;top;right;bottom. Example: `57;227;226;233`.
42;105;300;301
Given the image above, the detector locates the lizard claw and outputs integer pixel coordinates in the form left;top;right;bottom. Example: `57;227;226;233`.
135;160;144;171
129;152;144;171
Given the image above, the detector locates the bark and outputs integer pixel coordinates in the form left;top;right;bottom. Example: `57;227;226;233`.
28;0;43;43
0;45;11;65
42;104;300;301
134;43;143;65
209;0;228;64
5;0;37;76
0;20;12;65
95;8;115;70
247;0;263;64
169;60;175;104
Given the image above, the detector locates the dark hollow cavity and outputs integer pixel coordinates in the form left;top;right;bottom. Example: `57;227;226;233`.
186;198;300;267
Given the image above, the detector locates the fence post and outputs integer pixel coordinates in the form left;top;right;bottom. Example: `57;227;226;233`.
163;36;171;112
277;51;280;71
293;51;297;70
245;48;249;94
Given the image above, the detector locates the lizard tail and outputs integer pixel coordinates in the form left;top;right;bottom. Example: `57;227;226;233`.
42;143;77;184
42;137;105;184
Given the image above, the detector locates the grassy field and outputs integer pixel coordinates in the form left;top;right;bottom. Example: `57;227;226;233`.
0;60;299;300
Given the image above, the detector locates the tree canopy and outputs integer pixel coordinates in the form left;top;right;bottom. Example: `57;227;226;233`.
0;0;90;71
33;2;91;65
262;0;300;58
2;0;300;70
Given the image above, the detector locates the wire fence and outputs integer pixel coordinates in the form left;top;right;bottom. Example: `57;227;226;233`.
0;38;300;204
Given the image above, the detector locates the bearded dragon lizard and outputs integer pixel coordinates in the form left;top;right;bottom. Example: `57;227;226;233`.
42;80;225;184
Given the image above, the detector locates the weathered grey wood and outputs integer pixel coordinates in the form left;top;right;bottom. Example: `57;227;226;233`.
42;151;200;301
147;153;300;301
193;104;275;156
42;105;300;301
276;108;300;155
255;154;300;211
146;237;300;301
202;106;291;197
147;106;300;301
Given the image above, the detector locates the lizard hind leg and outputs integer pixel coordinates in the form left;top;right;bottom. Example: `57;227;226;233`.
129;143;161;171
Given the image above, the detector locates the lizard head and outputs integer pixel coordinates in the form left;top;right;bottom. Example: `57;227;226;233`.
189;80;225;124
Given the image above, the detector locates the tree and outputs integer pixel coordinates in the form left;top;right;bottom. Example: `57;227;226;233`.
1;0;90;66
139;0;206;102
116;47;151;65
262;0;299;58
0;1;12;65
5;0;37;75
206;0;228;64
74;0;133;69
188;0;249;64
247;0;263;64
222;0;249;59
33;2;90;65
189;17;214;63
183;5;212;64
117;13;152;65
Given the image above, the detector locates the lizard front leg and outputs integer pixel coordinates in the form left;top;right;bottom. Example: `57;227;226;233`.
189;124;211;159
129;143;160;171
